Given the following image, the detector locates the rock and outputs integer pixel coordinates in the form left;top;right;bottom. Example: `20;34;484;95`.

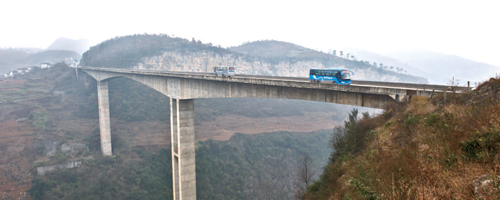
15;118;29;123
44;140;58;157
61;143;88;153
53;91;65;96
473;174;498;198
37;160;82;175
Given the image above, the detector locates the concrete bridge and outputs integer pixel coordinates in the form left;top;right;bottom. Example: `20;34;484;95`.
79;66;459;200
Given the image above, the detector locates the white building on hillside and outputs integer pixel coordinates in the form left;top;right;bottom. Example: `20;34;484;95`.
40;63;51;69
64;58;79;67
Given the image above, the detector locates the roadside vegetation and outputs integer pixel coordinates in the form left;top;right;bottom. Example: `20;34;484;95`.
303;77;500;199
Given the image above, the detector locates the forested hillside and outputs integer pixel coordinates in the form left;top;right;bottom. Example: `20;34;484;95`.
29;130;331;200
81;35;427;83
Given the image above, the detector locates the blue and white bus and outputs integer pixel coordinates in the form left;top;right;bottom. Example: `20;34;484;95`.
309;68;353;85
214;66;235;77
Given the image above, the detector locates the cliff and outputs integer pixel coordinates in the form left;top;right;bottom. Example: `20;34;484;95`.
81;35;428;83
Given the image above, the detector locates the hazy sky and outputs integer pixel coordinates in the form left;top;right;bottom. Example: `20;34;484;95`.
1;0;499;67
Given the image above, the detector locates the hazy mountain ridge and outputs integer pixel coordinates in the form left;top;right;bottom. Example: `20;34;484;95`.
81;35;427;83
346;48;500;85
229;40;329;59
46;37;91;55
0;48;79;74
27;50;81;64
387;49;500;85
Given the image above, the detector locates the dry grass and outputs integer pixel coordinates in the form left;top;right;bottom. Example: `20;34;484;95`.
305;78;500;200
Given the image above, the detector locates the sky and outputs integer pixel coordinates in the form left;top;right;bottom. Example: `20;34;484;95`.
1;0;499;67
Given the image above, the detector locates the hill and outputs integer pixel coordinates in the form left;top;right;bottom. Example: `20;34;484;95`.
229;40;332;59
303;77;500;199
81;35;428;83
0;48;43;74
0;49;79;75
46;37;91;55
27;50;81;64
387;49;500;85
343;47;421;74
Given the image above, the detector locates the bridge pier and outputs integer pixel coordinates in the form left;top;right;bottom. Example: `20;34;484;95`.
97;80;112;156
170;98;196;200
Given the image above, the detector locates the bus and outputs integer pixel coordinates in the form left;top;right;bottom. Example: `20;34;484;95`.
309;68;353;85
214;66;235;77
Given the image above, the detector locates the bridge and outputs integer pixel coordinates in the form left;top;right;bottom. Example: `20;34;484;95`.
79;66;465;200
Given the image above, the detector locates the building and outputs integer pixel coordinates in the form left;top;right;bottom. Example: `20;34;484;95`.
40;63;51;69
8;71;18;77
64;58;79;67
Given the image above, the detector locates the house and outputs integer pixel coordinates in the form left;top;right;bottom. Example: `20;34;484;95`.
40;63;51;69
29;66;40;71
64;58;79;67
17;67;29;74
8;71;18;77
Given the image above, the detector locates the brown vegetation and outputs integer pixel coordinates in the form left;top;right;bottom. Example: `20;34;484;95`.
305;78;500;199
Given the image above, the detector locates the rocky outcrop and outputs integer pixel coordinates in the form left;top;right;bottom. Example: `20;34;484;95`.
36;160;82;176
135;51;427;83
44;140;58;157
473;174;499;199
61;143;88;153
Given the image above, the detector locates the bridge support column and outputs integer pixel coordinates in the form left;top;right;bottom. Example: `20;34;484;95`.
97;81;112;156
171;98;196;200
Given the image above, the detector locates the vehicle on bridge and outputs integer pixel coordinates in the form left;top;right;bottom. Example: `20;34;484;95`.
214;66;235;77
309;68;353;85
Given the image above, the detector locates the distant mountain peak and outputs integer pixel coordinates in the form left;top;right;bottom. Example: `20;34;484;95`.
46;37;91;55
229;40;327;58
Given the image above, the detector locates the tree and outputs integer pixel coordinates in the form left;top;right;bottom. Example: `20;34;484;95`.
379;63;383;68
373;62;377;66
390;66;394;70
339;51;343;57
294;154;316;199
346;53;350;59
332;50;336;56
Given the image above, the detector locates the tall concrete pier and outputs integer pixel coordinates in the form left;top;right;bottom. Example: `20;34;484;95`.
97;81;112;156
171;99;196;200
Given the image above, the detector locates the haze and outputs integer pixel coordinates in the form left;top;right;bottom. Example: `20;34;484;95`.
1;0;499;67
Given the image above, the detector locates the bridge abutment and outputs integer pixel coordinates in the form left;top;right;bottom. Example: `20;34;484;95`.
170;98;196;200
97;81;112;156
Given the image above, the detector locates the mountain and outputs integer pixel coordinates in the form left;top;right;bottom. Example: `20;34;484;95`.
343;47;421;74
0;48;45;74
229;40;331;59
27;50;81;64
81;36;427;83
46;37;91;55
386;49;500;85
